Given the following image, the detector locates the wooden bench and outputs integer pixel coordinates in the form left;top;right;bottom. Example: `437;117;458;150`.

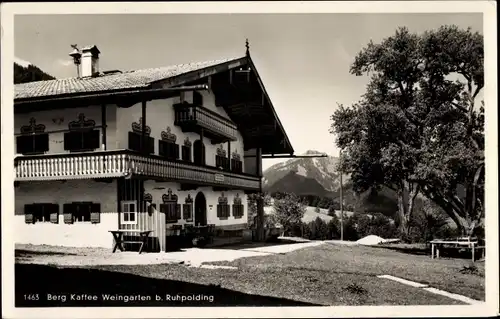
430;237;484;262
109;230;152;254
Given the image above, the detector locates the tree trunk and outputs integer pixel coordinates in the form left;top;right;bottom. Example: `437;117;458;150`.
396;181;420;241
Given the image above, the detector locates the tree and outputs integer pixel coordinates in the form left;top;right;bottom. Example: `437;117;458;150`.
14;63;55;84
247;192;272;228
273;193;306;236
410;198;450;242
330;25;484;238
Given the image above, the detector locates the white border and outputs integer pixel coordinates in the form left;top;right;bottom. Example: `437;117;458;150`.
1;2;498;318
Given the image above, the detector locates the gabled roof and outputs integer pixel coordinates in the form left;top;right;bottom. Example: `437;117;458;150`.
14;55;294;155
15;58;240;101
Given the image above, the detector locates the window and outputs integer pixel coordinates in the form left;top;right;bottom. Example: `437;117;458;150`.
160;203;181;223
193;140;205;165
24;203;59;224
64;130;100;152
217;193;230;219
62;202;99;224
232;204;244;218
160;189;181;224
159;140;179;160
121;200;137;225
16;134;49;155
216;155;231;171
231;159;243;173
183;195;193;221
182;145;191;162
128;131;155;154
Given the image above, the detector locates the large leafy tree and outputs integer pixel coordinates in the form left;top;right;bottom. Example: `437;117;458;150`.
330;25;484;238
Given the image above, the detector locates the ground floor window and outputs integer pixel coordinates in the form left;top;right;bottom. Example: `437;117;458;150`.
161;203;181;224
232;204;244;218
24;203;59;224
121;200;137;224
63;202;101;224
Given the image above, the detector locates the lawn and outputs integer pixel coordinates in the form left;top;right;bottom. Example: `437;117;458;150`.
14;242;484;306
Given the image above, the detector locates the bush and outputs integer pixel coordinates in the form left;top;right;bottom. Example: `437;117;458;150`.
273;193;306;236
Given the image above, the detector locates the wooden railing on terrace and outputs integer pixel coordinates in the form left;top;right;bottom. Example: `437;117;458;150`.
14;150;260;190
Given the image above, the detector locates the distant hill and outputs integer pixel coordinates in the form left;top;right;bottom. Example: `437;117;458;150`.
14;59;56;84
263;150;399;217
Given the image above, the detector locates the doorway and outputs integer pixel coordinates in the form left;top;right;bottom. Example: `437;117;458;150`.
194;192;207;226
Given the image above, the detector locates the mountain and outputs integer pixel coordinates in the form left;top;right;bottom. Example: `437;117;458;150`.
263;150;345;192
14;58;56;84
263;150;399;216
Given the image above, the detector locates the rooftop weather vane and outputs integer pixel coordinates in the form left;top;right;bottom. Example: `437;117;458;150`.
69;44;82;78
245;38;250;56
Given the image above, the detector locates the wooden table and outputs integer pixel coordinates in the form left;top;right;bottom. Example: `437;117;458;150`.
429;239;480;262
109;230;152;254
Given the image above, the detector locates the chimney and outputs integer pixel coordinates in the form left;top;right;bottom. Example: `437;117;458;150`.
81;45;100;77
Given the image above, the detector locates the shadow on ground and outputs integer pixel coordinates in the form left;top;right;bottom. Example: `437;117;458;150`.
212;239;304;250
15;250;77;257
15;263;319;307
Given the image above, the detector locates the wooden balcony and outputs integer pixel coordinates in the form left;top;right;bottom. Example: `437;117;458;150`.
14;150;260;190
174;102;238;143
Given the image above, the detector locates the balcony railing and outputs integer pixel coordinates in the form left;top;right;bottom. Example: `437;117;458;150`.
14;150;260;190
174;103;238;142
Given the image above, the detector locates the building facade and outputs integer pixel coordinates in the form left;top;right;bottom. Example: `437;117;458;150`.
13;44;294;251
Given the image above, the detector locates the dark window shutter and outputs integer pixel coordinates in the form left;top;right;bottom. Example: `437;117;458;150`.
90;203;101;224
176;204;181;219
147;136;155;154
158;140;165;157
174;144;180;159
34;134;49;153
16;135;32;154
63;203;74;224
217;205;222;218
24;204;34;224
128;132;140;151
83;130;100;150
183;204;192;220
63;132;73;151
50;204;59;223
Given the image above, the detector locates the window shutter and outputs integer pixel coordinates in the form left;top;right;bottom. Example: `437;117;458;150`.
174;144;180;159
50;204;59;223
84;130;100;150
90;203;101;224
34;134;49;153
63;203;74;224
24;204;35;224
225;205;230;218
159;140;165;157
217;205;221;218
176;204;181;219
147;136;155;154
128;132;140;151
16;136;31;154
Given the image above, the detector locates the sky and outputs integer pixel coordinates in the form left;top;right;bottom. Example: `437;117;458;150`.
14;13;483;170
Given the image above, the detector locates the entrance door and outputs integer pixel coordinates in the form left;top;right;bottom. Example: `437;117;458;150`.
194;192;207;226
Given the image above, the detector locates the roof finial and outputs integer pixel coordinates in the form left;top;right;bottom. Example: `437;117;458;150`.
245;38;250;56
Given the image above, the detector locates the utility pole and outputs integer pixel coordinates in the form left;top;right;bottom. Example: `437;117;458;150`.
339;149;344;241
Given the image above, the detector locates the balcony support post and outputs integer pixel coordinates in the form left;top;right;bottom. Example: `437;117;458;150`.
255;147;265;242
101;103;107;150
141;100;147;154
227;141;231;171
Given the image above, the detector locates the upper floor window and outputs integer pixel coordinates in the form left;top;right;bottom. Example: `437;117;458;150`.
159;127;179;160
193;140;205;166
182;137;192;162
64;113;100;152
215;145;230;171
16;118;49;155
231;150;243;173
129;117;154;154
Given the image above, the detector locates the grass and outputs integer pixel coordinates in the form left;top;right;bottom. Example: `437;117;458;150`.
14;242;484;306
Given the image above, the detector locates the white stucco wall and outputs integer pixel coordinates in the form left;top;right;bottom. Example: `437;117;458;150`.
14;105;119;154
116;91;246;169
14;179;118;248
144;180;248;228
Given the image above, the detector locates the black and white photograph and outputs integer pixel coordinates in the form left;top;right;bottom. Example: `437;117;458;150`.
1;1;498;318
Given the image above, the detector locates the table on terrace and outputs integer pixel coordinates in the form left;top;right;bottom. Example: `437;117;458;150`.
109;230;152;254
429;238;484;262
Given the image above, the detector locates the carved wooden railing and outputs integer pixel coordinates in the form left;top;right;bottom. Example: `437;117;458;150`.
14;150;260;190
174;103;238;141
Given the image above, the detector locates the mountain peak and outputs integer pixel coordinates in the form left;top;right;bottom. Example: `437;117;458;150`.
304;150;323;155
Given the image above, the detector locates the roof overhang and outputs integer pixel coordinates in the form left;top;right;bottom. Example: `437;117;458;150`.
14;56;294;155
